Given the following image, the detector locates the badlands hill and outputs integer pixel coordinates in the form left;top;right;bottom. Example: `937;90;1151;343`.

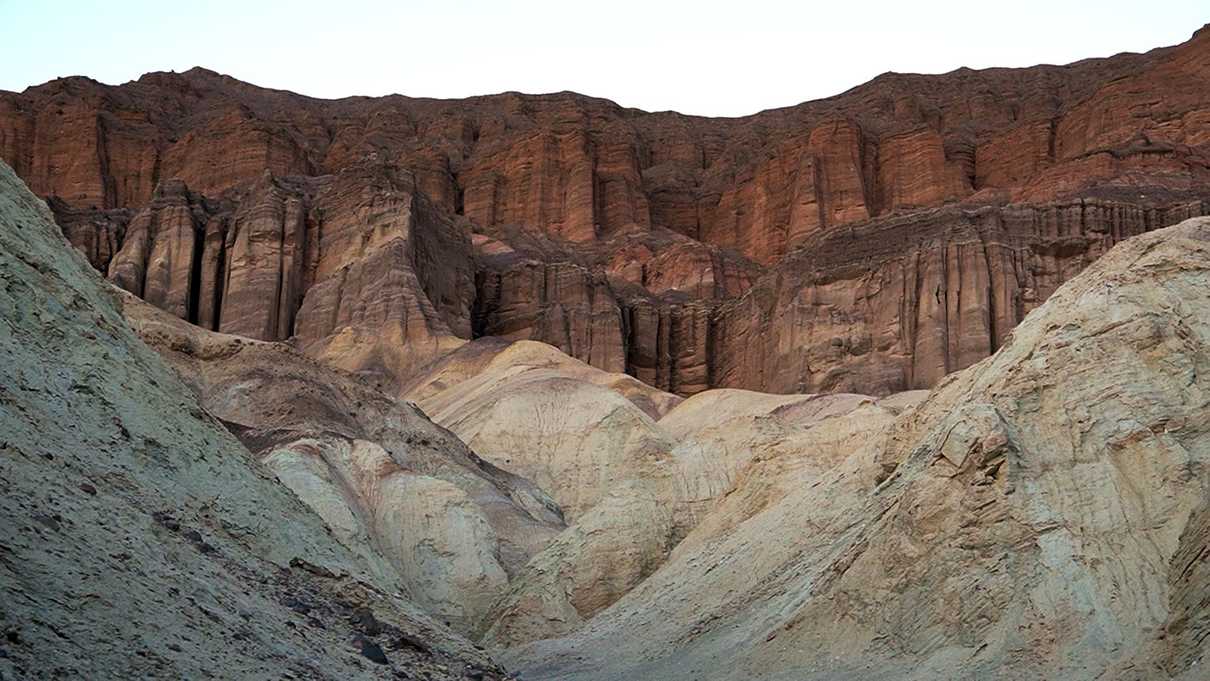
511;217;1210;680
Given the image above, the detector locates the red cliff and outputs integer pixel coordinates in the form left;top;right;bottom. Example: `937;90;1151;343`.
3;25;1209;395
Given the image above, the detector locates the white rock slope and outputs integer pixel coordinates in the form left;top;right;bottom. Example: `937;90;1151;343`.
509;218;1210;681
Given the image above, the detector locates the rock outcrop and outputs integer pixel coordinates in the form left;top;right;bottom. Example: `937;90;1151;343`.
475;387;924;648
292;164;474;389
403;338;694;644
0;161;510;680
404;337;682;420
3;26;1209;396
710;198;1210;394
75;162;477;394
122;296;564;633
407;339;682;520
506;217;1210;681
402;338;924;648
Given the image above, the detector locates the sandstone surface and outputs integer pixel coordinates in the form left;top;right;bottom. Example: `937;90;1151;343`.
475;386;920;648
402;339;929;648
405;337;682;422
409;337;681;522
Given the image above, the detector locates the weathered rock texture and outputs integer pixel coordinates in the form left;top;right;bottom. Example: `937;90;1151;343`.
402;337;922;648
475;388;925;649
405;337;682;421
0;161;510;680
403;338;690;644
5;25;1210;395
122;295;565;633
712;199;1210;394
507;217;1210;681
84;163;476;393
412;340;679;522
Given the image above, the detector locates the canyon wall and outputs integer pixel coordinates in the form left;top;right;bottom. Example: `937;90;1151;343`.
3;25;1209;395
711;198;1210;393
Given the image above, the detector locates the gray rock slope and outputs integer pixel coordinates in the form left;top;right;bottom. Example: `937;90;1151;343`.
0;159;509;679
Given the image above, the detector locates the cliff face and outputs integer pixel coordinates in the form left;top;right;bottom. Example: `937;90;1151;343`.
4;25;1210;395
712;198;1210;393
53;162;477;392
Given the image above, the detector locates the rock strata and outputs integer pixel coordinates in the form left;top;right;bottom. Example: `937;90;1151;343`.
3;26;1209;395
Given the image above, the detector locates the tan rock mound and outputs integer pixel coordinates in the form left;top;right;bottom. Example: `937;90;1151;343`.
479;386;907;648
403;337;708;646
658;389;928;548
406;337;682;421
403;330;929;650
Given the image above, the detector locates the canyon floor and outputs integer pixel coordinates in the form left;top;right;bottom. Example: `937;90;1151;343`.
2;24;1210;681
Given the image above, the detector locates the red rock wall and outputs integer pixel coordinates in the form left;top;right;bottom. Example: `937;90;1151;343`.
710;200;1210;394
4;26;1210;395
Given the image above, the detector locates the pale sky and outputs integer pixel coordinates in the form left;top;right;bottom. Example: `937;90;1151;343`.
1;0;1205;117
